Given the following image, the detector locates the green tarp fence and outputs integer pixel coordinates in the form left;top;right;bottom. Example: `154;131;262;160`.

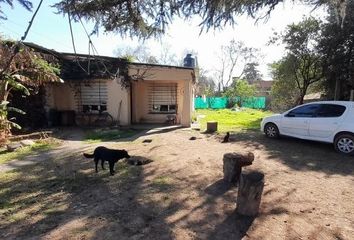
195;97;266;109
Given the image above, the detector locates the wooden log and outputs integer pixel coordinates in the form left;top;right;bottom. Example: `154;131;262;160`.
8;131;52;141
236;171;265;216
6;142;22;152
223;152;254;183
206;121;218;133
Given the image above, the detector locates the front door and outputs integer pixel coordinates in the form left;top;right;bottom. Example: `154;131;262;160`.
281;104;320;137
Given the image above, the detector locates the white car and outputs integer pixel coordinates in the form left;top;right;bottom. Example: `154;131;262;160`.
261;101;354;155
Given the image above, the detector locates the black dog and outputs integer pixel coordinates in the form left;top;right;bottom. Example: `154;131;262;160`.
83;146;131;175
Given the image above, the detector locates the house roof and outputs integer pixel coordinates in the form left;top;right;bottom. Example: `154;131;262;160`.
255;80;273;89
23;42;123;80
23;42;194;81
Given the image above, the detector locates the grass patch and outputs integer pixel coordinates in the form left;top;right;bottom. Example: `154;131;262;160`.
0;167;98;227
195;108;273;133
0;139;60;164
115;162;134;179
150;176;174;191
84;129;139;143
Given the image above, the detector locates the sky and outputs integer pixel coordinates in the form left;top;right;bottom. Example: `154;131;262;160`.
0;0;327;80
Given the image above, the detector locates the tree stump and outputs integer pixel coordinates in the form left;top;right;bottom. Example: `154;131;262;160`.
236;171;265;216
223;152;254;184
206;121;218;133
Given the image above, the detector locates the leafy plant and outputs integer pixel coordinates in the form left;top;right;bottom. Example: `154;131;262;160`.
223;79;256;107
0;39;61;139
269;17;323;105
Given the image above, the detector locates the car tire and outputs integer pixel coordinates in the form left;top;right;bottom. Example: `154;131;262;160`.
334;133;354;155
264;123;279;139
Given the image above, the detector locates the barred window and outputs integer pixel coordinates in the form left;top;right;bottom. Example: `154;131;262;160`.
149;83;177;113
76;80;108;112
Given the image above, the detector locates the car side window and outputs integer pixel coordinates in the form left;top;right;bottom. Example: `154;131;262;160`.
315;104;346;117
286;104;320;118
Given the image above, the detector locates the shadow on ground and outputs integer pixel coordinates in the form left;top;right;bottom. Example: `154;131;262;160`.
228;131;354;176
3;128;352;239
0;146;260;240
0;149;175;239
50;125;184;143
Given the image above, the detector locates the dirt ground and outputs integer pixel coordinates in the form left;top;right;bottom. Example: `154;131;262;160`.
0;127;353;240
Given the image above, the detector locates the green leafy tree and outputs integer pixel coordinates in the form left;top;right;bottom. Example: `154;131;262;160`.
269;60;299;111
52;1;347;38
223;79;256;107
270;17;324;105
0;39;61;138
318;0;354;100
2;1;350;38
243;62;262;84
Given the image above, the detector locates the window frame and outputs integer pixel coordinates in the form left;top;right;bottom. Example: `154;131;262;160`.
285;104;321;118
314;104;346;118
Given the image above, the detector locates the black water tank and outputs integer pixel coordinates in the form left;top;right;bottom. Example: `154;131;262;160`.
183;54;196;68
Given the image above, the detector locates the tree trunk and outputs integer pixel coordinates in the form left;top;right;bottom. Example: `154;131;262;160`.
334;78;341;100
223;152;254;184
297;89;306;105
236;171;265;216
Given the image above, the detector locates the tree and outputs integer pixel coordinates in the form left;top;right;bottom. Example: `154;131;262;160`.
215;39;258;91
318;0;354;100
3;1;350;36
51;1;346;38
223;79;256;107
196;68;216;97
114;43;179;65
269;60;299;111
158;43;179;66
0;39;61;138
243;62;262;84
270;17;324;105
0;0;32;19
114;45;158;64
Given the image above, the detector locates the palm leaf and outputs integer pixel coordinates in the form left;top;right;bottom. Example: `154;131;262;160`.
7;106;26;115
7;77;30;96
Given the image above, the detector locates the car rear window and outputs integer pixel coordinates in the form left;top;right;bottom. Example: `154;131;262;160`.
316;104;346;117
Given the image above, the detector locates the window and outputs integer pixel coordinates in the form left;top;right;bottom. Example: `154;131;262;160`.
76;80;108;113
287;104;320;118
316;104;346;117
149;83;177;113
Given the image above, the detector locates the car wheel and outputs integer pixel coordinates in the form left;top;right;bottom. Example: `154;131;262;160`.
264;123;279;138
334;134;354;155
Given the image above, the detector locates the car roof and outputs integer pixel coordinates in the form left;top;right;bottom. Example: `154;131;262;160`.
305;101;354;107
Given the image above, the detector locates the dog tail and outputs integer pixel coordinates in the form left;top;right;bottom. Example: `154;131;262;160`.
83;153;94;158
